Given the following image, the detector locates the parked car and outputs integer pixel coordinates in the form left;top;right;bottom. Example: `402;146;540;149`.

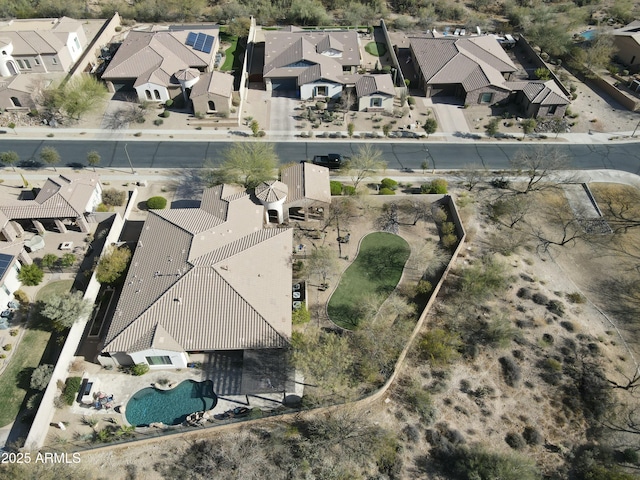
311;154;347;169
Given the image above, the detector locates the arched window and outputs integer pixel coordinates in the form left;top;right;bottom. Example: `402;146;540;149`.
154;89;161;100
1;51;6;55
11;97;21;107
7;61;17;76
145;90;152;100
208;100;216;111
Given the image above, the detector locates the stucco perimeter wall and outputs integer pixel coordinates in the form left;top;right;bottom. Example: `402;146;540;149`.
238;17;256;127
69;13;122;78
24;189;138;451
75;196;467;457
517;36;571;97
380;19;406;93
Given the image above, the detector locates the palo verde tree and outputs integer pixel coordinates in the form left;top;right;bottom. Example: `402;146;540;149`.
86;151;101;172
39;146;61;172
0;151;19;171
39;75;108;124
96;246;132;285
40;291;92;332
347;144;387;190
204;142;278;189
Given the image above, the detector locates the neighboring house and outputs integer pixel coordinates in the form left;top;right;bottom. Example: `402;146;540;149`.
355;74;395;112
101;26;234;108
271;162;331;223
409;33;518;105
190;70;234;115
507;80;570;117
99;184;293;369
263;28;361;99
0;175;102;241
0;17;86;77
612;21;640;73
0;244;31;309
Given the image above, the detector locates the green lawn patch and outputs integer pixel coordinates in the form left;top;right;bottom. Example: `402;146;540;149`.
365;42;387;57
35;279;74;302
221;35;243;72
328;232;410;329
0;328;52;427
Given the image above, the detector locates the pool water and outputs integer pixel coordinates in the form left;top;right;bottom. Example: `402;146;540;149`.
580;30;596;41
125;380;217;426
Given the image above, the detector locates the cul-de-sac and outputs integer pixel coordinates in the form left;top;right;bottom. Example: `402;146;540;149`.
0;3;639;479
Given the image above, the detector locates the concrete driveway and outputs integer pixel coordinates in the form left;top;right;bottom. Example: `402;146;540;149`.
268;92;297;136
423;97;471;135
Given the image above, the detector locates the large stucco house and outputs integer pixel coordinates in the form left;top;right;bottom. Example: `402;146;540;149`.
612;21;640;73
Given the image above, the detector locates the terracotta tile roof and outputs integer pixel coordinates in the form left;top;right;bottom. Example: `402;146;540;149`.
255;180;288;203
103;184;293;355
281;162;331;204
190;71;234;98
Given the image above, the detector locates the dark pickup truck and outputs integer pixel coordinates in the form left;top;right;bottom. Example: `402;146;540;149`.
312;154;346;170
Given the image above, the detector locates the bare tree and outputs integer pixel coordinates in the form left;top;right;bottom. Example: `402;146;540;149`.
347;144;386;190
461;164;486;191
491;194;530;228
307;245;339;287
533;199;590;252
510;146;570;193
397;198;432;226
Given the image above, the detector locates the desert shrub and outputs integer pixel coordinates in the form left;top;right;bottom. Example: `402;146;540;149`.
441;222;455;235
460;255;508;300
499;356;522;387
544;358;562;372
541;333;554;345
522;426;543;446
421;179;448;194
380;178;398;191
30;364;54;391
547;299;565;316
3;344;12;351
13;290;29;304
403;424;420;443
403;380;436;424
407;96;416;106
442;234;458;250
164;99;174;108
560;321;575;332
153;119;164;126
517;287;532;299
505;432;526;450
531;293;548;305
130;363;149;376
9;329;18;336
330;181;343;195
96;203;110;212
416;280;433;296
62;376;82;405
343;185;356;196
161;110;170;118
146;196;167;209
417;328;461;366
102;188;126;207
379;187;395;195
566;292;586;303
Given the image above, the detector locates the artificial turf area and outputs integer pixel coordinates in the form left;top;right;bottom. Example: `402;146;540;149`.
328;232;410;329
364;41;387;57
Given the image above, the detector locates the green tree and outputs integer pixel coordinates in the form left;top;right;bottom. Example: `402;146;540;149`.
287;0;330;25
30;364;54;391
423;117;437;138
586;33;616;70
86;151;101;172
486;118;500;137
348;144;387;189
96;246;132;285
7;122;16;134
40;291;92;331
39;146;60;172
417;328;462;366
521;118;537;138
146;196;167;209
347;122;355;138
0;150;19;171
534;67;550;80
206;142;278;189
227;17;251;37
18;264;44;286
60;253;76;268
40;75;108;122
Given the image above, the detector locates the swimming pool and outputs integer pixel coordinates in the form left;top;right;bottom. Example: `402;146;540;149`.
125;380;217;426
580;30;596;41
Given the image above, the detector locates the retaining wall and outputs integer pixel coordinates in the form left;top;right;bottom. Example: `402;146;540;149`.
584;72;640;112
68;13;122;79
379;19;407;93
516;36;571;97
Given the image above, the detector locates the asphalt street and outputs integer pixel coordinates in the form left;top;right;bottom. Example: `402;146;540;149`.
0;139;639;174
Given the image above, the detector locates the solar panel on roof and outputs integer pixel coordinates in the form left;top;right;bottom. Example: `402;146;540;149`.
0;253;14;281
202;35;215;54
194;33;206;51
186;32;197;46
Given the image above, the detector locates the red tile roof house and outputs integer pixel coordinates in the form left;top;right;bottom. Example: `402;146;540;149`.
409;33;570;117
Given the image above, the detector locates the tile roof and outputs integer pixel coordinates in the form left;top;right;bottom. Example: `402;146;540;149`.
255;180;288;203
355;74;395;97
281;162;331;204
0;174;99;223
409;35;517;92
0;17;82;56
102;28;218;88
506;79;570;105
103;184;293;355
613;20;640;43
263;30;360;86
190;71;234;98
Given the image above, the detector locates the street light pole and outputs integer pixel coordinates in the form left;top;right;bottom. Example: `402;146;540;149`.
424;147;435;174
124;144;135;174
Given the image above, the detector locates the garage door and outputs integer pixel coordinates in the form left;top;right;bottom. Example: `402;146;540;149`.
271;78;297;91
111;81;135;92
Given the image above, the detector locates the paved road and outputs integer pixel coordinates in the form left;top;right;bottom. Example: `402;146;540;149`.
1;139;639;174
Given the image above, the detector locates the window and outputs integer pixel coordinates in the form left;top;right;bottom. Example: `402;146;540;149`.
145;356;172;366
480;92;494;103
145;90;152;100
548;105;557;115
315;86;328;97
2;285;9;296
74;37;80;50
370;97;382;108
154;89;161;100
17;59;24;69
7;62;17;76
34;57;40;65
10;97;21;107
208;100;216;111
51;57;57;65
24;59;30;69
